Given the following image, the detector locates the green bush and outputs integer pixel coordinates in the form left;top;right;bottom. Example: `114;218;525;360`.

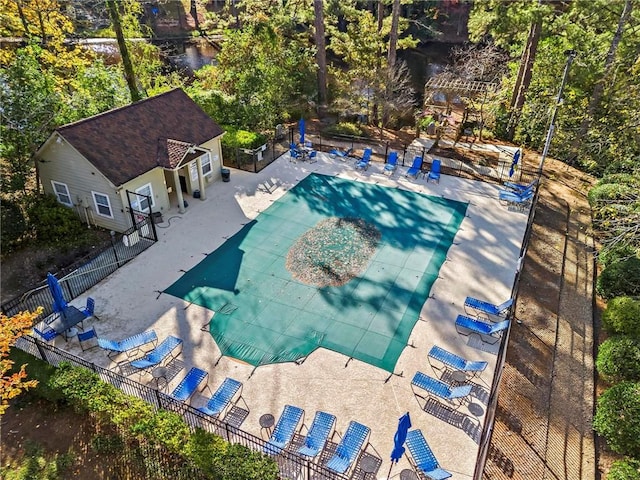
0;198;28;251
598;243;638;268
323;122;366;137
26;194;89;247
608;459;640;480
131;410;191;454
597;258;640;300
588;182;636;207
596;336;640;382
601;296;640;337
221;126;267;149
596;173;640;188
593;382;640;457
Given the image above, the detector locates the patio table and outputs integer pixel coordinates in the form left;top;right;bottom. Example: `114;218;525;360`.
49;306;86;338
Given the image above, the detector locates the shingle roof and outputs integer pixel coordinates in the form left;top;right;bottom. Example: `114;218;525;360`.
56;89;223;186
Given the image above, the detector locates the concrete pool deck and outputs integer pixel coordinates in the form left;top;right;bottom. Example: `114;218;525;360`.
55;151;529;479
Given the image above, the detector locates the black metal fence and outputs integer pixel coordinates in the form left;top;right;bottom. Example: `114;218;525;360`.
14;335;357;480
1;218;157;319
472;182;541;480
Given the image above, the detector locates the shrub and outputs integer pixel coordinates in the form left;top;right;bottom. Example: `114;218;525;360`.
596;336;640;382
601;296;640;337
221;126;267;149
596;258;640;299
608;459;640;480
596;174;640;188
593;382;640;457
131;410;191;454
588;182;636;208
26;194;88;247
0;198;28;251
323;122;366;137
598;243;638;268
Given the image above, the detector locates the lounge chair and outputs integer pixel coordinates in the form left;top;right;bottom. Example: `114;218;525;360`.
503;178;537;193
384;151;398;175
297;411;336;458
263;405;304;455
329;147;353;160
464;297;513;319
499;188;534;209
98;330;158;359
78;326;99;351
406;429;452;480
197;377;243;418
426;159;441;183
33;325;58;342
427;345;488;379
411;371;472;407
355;148;372;170
169;367;208;402
129;335;183;370
455;315;510;344
405;156;423;179
325;421;370;474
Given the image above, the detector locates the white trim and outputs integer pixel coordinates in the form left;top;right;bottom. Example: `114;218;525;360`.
51;181;73;206
91;191;114;218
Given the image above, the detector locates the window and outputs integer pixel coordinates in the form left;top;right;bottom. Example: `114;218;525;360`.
201;153;212;176
52;181;72;206
134;183;154;213
190;162;198;181
92;191;113;218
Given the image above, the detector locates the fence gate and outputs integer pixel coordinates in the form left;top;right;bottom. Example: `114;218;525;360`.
125;190;158;244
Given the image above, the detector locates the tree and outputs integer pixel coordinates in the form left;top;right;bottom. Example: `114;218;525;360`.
106;0;141;102
0;308;43;415
314;0;328;110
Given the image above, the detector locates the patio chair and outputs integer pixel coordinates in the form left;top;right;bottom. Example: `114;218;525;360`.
80;297;98;320
169;367;209;402
464;297;513;319
355;148;372;170
263;404;304;455
33;325;58;342
405;429;452;480
427;345;488;379
426;159;441;183
405;156;423;179
411;371;472;407
98;330;158;360
325;421;370;474
383;151;398;175
455;315;510;344
503;178;537;193
129;335;183;370
297;411;336;458
78;326;99;351
289;147;301;161
499;188;534;209
329;147;353;160
197;377;243;418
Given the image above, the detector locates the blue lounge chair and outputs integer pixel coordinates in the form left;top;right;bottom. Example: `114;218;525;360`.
499;188;534;209
355;148;372;170
98;330;158;359
455;315;510;344
169;367;208;402
297;411;336;458
503;178;537;193
426;159;441;183
33;325;58;342
405;156;423;178
197;377;243;418
384;151;398;175
325;421;370;474
263;405;304;455
329;147;353;160
130;335;183;369
464;297;513;319
427;345;488;378
411;371;472;407
406;429;452;480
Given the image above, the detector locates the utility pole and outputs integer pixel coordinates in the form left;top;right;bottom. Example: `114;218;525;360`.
537;49;577;175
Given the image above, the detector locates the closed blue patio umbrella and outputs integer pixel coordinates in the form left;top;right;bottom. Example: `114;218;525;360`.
299;118;305;145
387;412;412;478
47;272;67;313
509;148;521;178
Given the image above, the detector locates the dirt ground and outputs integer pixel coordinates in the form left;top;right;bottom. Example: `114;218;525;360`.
1;135;606;479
